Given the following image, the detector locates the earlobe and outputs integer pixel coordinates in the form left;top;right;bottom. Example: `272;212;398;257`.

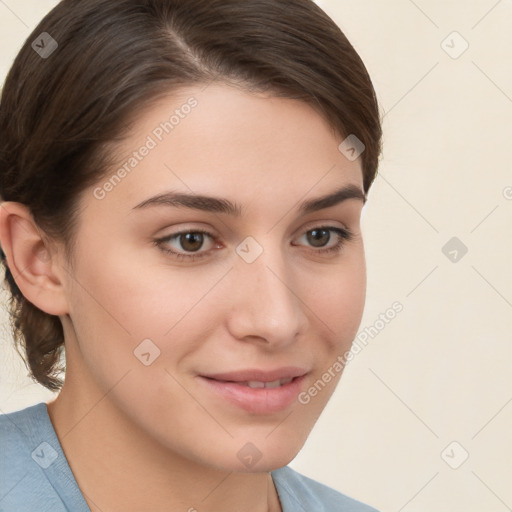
0;201;70;316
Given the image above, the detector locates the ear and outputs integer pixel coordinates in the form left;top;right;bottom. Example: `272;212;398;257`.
0;201;69;316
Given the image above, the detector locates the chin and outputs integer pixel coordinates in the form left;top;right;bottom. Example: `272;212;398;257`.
210;448;300;474
201;425;311;474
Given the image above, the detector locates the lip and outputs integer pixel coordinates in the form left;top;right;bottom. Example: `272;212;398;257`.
201;367;308;383
197;367;309;414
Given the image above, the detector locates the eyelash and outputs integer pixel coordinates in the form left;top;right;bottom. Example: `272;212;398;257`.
154;226;355;262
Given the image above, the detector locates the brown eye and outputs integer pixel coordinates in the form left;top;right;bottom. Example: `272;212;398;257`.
178;232;206;252
154;229;217;261
294;226;354;255
306;228;332;248
155;225;354;263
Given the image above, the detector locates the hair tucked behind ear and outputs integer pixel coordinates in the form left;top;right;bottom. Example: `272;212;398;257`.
0;0;382;391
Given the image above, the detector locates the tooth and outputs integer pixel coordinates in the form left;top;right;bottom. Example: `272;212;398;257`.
247;381;265;389
280;378;293;385
265;379;282;389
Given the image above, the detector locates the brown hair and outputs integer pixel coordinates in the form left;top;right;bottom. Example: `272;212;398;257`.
0;0;383;391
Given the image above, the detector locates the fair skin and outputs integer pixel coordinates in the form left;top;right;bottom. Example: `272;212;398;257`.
0;83;367;512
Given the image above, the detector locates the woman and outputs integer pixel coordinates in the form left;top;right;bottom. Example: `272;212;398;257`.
0;0;382;510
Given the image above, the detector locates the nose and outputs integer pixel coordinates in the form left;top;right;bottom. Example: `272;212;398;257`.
225;240;308;348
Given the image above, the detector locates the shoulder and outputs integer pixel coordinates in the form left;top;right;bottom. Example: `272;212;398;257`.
0;402;50;456
271;465;379;512
1;401;44;429
0;403;72;512
0;402;46;462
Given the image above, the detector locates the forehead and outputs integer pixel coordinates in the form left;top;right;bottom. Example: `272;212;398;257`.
85;83;364;218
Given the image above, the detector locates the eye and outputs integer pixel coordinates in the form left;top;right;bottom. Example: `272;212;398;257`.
154;225;355;262
154;229;217;261
293;226;355;255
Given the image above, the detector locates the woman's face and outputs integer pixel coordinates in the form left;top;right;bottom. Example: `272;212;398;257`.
58;83;367;472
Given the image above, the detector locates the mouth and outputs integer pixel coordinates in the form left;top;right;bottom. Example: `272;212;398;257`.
224;377;295;389
197;368;308;414
200;367;307;384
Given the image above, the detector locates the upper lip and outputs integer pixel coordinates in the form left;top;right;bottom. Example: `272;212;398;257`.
200;367;308;383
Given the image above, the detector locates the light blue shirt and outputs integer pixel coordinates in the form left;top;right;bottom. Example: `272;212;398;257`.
0;403;379;511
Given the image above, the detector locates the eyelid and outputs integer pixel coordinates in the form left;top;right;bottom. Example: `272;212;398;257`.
298;219;350;234
155;219;350;242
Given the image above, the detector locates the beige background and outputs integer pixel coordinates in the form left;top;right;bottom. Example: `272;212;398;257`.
1;1;511;511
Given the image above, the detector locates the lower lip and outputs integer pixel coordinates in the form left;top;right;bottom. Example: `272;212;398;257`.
197;375;307;414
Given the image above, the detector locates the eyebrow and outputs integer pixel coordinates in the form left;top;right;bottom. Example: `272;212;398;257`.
132;183;366;216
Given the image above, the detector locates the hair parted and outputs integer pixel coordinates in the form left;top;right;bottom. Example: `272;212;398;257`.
0;0;383;391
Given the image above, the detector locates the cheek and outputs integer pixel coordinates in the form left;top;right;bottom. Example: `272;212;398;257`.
305;250;367;348
71;243;188;333
66;247;227;375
